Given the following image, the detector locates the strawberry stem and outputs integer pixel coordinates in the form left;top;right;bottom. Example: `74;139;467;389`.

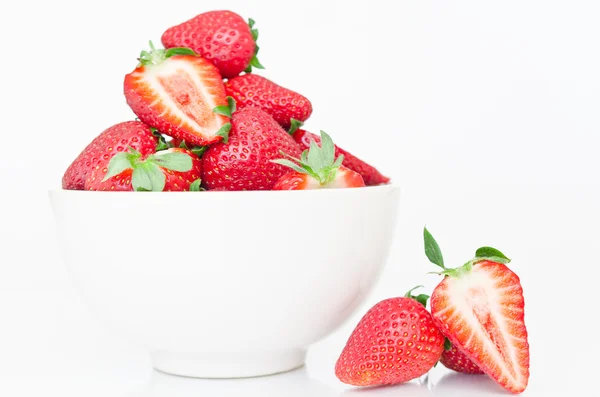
404;285;430;308
423;226;512;278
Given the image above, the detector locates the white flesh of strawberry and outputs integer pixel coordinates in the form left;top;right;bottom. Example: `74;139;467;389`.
439;265;527;390
146;58;222;134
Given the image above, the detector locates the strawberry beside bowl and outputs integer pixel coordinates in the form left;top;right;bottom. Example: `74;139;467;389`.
49;185;400;378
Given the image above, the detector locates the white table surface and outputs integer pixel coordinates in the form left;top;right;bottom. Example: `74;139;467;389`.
1;183;598;397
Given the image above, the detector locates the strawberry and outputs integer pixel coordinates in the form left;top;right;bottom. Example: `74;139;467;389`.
440;341;484;374
124;42;231;148
84;147;202;192
161;10;263;79
225;74;312;129
423;228;530;394
202;106;302;190
271;131;365;190
291;127;389;186
335;288;445;386
62;121;158;190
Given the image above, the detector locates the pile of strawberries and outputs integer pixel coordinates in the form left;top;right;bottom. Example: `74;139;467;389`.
62;10;389;192
335;229;530;394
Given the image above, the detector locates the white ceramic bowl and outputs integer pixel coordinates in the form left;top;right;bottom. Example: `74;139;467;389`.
49;185;400;378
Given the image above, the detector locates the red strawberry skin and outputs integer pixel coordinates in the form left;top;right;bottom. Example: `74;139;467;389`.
293;130;390;186
161;10;255;79
440;344;484;374
272;166;365;190
225;74;312;129
124;55;229;148
430;260;529;393
62;121;157;190
84;148;202;191
335;297;445;387
202;107;302;190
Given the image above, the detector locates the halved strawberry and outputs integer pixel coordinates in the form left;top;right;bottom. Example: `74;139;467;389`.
272;131;365;190
423;228;530;394
124;42;231;147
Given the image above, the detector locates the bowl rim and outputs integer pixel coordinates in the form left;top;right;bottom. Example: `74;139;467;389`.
49;184;400;196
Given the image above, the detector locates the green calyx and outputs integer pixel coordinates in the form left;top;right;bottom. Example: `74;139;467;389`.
138;40;197;66
404;285;430;308
169;140;208;158
288;118;304;135
151;128;169;151
215;123;232;143
189;179;204;191
444;338;452;351
213;97;237;118
423;226;511;278
271;130;344;186
244;18;265;73
102;147;193;191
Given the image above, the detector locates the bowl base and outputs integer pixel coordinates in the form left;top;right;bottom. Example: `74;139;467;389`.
150;348;307;378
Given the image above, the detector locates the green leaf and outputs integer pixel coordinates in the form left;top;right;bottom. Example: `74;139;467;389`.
151;151;193;172
248;18;255;29
319;131;335;165
332;154;344;169
424;227;445;269
102;152;133;182
288;118;304;135
164;47;197;58
271;159;307;174
213;105;232;118
250;55;265;69
444;338;452;351
213;97;236;118
307;139;325;176
132;162;166;191
475;247;511;263
414;294;430;308
191;146;208;158
178;140;188;149
300;149;309;165
227;96;237;115
403;286;429;307
189;179;202;191
150;128;169;151
215;123;232;143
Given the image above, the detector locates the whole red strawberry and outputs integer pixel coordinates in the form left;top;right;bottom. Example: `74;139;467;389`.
225;74;312;129
423;228;530;394
161;10;262;79
202;107;302;190
124;43;231;148
62;121;158;190
335;289;444;387
292;128;389;186
85;148;202;191
440;342;484;374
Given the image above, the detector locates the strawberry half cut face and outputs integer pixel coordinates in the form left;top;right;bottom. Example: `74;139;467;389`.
124;44;230;147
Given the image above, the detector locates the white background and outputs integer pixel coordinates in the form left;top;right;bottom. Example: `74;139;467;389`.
1;0;599;396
